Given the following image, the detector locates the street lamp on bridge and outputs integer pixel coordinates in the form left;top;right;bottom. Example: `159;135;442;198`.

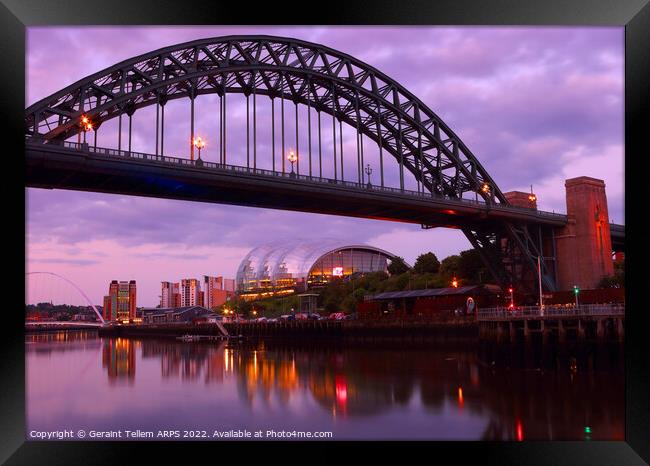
79;115;93;144
193;136;206;161
288;150;298;177
365;164;373;188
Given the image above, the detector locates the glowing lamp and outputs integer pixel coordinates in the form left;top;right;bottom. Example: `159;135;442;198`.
193;136;206;149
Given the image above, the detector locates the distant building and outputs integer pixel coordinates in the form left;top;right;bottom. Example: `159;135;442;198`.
223;278;235;292
203;275;236;309
180;278;201;307
359;285;502;320
104;280;137;322
161;282;172;308
236;241;401;299
141;306;216;324
102;295;111;321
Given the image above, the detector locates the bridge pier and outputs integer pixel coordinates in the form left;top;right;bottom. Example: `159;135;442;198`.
496;322;506;343
577;319;586;342
596;319;605;341
555;177;614;291
616;317;625;342
558;319;567;344
541;320;549;345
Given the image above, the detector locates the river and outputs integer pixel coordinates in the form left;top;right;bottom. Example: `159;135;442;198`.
26;331;624;441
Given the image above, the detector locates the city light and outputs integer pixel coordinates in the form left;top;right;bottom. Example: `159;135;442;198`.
451;278;458;288
79;115;93;143
193;136;206;160
481;183;490;194
528;185;537;202
287;150;298;175
516;419;524;441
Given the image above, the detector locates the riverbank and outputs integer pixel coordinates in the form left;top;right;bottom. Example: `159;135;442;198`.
97;320;478;342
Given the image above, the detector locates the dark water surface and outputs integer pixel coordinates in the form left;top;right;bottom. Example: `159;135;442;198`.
26;331;624;440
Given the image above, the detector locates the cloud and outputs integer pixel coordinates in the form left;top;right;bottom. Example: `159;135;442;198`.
25;26;624;305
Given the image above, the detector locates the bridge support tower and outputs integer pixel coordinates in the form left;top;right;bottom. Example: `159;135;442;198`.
555;177;614;290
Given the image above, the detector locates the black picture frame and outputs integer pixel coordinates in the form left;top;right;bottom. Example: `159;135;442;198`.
2;0;648;464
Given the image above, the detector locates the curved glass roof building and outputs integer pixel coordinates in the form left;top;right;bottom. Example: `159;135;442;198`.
236;240;401;295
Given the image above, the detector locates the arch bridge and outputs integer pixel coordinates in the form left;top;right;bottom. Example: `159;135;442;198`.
25;35;623;293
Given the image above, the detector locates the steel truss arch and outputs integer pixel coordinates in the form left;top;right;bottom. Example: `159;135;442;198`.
25;35;505;204
25;35;558;292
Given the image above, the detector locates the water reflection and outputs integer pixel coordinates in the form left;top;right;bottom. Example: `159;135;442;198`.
102;338;137;383
26;331;624;440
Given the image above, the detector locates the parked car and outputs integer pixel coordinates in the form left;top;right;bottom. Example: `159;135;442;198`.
267;318;278;323
295;313;310;320
308;313;321;320
256;317;268;323
328;312;347;321
279;314;295;321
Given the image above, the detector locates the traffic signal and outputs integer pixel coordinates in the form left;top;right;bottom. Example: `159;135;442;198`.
574;286;580;295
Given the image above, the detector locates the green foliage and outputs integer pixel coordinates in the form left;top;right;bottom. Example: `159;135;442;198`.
439;255;461;279
458;249;489;284
387;256;410;275
597;258;624;289
413;252;440;274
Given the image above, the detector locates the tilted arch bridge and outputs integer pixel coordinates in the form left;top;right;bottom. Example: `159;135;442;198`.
24;35;623;292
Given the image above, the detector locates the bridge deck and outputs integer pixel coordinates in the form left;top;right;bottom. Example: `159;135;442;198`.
26;138;570;229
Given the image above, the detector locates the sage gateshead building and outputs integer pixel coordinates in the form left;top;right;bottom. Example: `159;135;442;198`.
235;240;401;299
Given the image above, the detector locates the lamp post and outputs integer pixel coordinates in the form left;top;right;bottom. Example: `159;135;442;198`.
574;285;580;308
365;164;373;188
288;150;297;177
80;115;92;144
509;286;514;309
538;256;544;316
451;277;458;288
193;136;206;161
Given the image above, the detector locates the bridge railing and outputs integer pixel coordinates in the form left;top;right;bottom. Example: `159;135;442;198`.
476;303;625;321
26;135;566;220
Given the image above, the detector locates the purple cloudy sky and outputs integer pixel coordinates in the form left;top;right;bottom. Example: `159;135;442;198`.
25;26;624;307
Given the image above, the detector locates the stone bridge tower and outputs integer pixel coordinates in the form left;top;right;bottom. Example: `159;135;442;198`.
554;176;614;290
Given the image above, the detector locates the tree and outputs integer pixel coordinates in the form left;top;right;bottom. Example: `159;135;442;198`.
439;255;461;278
387;256;410;275
597;275;620;289
413;252;440;274
458;249;489;284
